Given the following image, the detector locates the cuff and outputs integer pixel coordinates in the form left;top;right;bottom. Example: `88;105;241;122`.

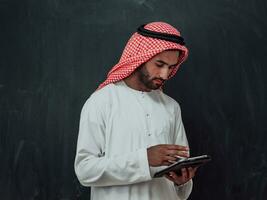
174;179;193;200
137;148;153;180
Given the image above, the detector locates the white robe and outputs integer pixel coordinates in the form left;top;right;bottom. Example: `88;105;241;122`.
74;80;192;200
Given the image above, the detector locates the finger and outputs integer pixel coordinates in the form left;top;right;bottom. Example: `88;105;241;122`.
164;174;175;182
160;144;189;151
169;171;179;179
175;151;190;158
187;167;193;179
166;149;189;155
162;155;177;165
165;150;189;158
188;167;197;179
181;168;188;180
164;155;178;162
165;145;189;151
162;161;172;166
193;166;198;173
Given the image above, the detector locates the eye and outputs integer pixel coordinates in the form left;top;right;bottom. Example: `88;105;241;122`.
156;63;164;68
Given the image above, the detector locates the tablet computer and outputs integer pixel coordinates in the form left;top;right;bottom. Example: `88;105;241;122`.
153;155;211;178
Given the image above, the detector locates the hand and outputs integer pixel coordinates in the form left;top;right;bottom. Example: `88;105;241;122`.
147;144;189;167
165;167;197;186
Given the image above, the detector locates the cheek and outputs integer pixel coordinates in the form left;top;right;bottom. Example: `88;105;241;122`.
148;66;161;76
144;62;164;79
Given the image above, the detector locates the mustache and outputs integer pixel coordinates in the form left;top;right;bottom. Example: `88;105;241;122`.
153;78;166;83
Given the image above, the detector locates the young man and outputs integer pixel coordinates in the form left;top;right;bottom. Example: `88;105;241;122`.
75;22;197;200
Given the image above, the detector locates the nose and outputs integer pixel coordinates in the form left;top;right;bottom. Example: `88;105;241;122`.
159;67;171;80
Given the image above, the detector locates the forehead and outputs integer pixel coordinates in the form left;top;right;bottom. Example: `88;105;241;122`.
151;50;180;62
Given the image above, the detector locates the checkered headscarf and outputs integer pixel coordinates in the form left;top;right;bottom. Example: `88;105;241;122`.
97;22;189;90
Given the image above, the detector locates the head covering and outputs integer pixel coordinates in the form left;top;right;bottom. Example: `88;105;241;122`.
97;22;189;90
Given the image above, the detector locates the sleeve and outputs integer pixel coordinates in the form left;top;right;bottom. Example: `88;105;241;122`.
74;94;152;187
173;102;193;199
174;180;193;200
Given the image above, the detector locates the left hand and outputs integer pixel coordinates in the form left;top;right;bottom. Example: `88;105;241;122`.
165;167;197;186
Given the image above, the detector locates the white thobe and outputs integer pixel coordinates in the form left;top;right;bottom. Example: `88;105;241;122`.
74;80;192;200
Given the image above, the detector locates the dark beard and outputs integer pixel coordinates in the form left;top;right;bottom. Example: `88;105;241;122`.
137;65;164;90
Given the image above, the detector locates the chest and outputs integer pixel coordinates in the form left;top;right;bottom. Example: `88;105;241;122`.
105;92;176;155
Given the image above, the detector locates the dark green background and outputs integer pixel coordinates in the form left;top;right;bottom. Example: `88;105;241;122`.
1;0;267;199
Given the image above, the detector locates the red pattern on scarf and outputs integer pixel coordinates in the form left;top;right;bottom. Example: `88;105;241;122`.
97;22;189;90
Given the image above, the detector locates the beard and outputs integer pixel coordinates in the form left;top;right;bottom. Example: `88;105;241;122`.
137;64;165;90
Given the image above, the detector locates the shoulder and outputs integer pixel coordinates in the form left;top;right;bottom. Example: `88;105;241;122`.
82;84;115;111
159;91;181;110
90;84;114;102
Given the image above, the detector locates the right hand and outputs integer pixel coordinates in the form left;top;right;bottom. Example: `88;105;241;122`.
147;144;189;167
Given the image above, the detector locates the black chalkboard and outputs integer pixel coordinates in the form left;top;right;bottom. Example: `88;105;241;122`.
1;0;267;199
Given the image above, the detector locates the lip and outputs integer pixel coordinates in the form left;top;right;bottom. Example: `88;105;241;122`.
154;79;163;84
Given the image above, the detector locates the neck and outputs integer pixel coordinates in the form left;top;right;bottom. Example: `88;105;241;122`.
124;72;151;92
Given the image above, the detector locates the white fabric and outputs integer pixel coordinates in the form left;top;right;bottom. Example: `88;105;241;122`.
74;81;193;200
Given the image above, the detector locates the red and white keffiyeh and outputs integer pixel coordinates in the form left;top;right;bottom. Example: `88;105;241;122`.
97;22;189;90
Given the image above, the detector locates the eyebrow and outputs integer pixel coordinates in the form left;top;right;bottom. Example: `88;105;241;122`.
155;60;179;67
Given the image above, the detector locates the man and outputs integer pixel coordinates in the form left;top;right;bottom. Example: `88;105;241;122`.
75;22;197;200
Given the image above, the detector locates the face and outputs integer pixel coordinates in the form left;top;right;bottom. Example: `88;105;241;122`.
137;50;180;91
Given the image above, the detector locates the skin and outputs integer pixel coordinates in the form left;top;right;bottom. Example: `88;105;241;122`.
124;50;197;186
124;50;180;92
